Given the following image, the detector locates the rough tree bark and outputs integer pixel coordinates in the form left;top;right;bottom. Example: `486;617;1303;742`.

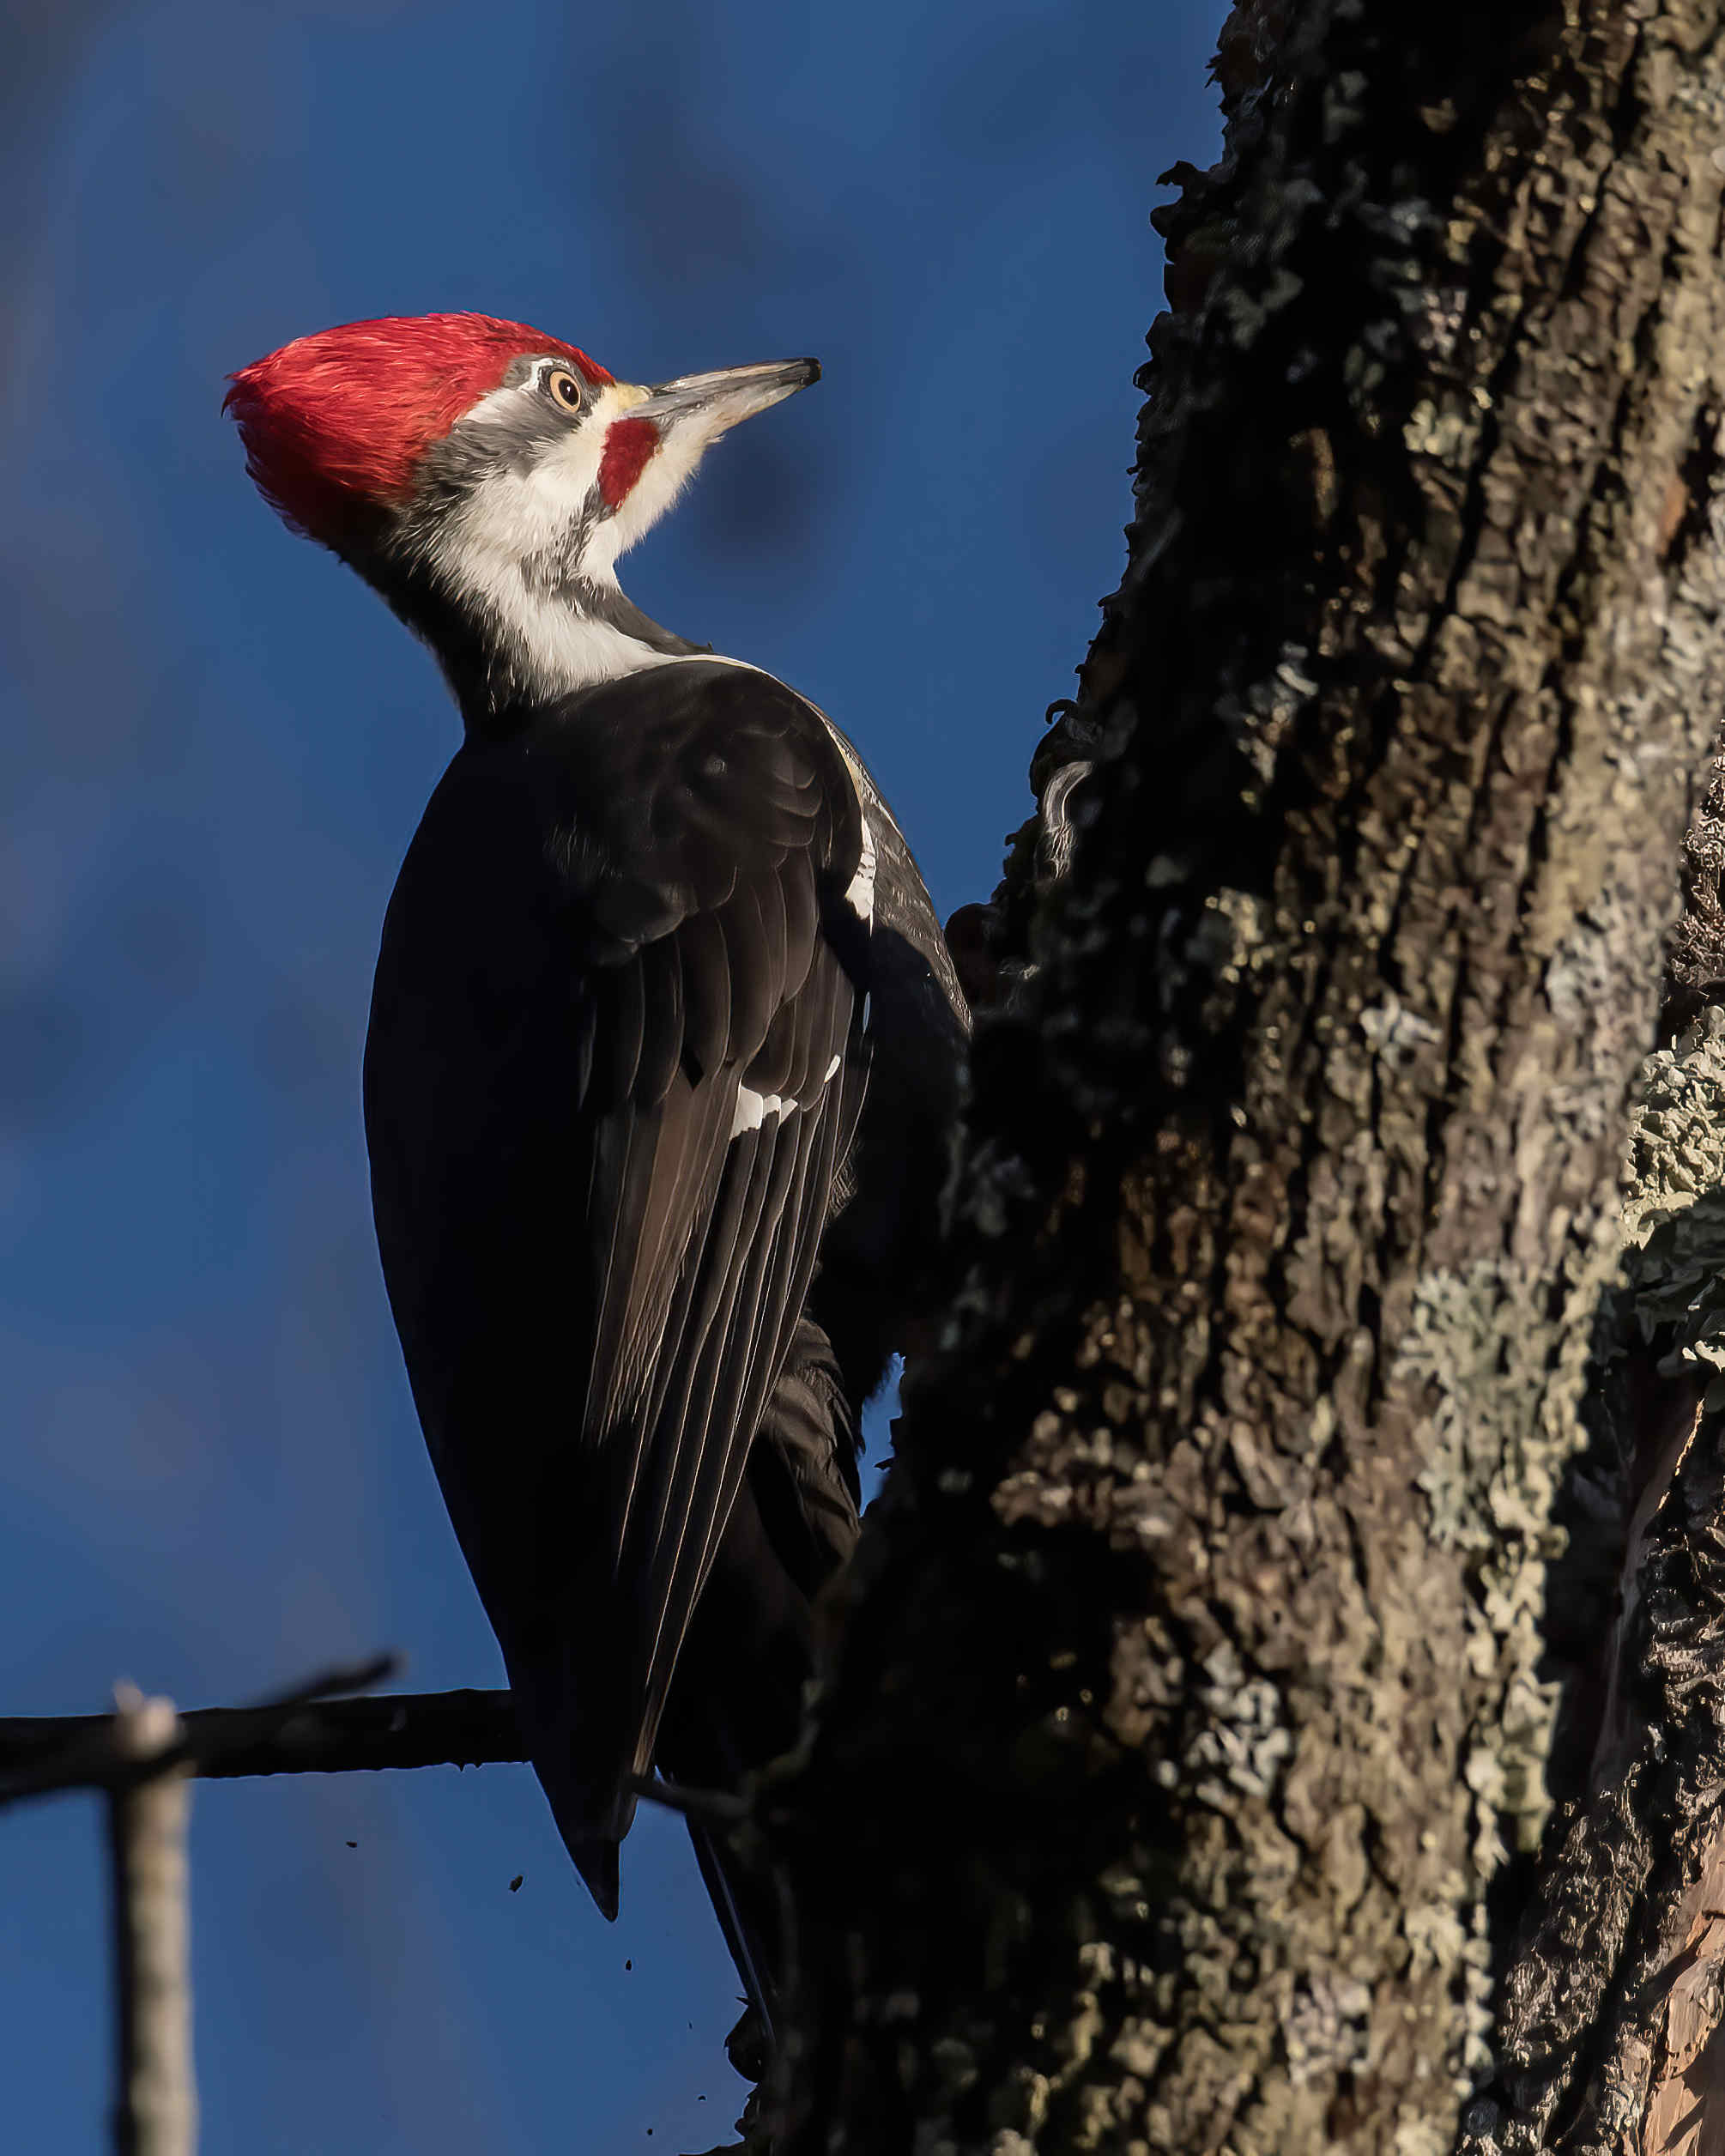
1464;792;1725;2147
766;4;1725;2153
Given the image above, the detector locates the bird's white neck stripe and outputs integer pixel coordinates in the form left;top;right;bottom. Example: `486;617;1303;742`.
499;603;677;694
451;557;676;697
427;470;680;696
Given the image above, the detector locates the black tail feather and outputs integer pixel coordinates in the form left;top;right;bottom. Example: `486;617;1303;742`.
687;1814;778;2045
570;1832;621;1921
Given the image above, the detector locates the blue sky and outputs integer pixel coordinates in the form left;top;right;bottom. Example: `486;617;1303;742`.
1;2;1221;2147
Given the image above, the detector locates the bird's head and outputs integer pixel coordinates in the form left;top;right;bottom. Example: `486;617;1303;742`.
225;312;818;723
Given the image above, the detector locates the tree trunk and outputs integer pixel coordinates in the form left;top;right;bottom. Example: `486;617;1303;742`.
772;3;1725;2152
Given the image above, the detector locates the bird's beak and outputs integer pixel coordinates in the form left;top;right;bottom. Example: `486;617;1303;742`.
622;357;820;443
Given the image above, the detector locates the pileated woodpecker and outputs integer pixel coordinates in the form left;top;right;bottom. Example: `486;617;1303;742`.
225;313;967;2050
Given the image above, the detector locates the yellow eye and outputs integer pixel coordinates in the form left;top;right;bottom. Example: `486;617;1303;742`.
546;367;584;413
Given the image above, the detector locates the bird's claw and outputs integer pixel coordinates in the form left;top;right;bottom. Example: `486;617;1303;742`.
724;2002;770;2083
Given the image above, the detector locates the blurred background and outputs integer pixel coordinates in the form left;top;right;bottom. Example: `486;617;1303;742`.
0;2;1220;2148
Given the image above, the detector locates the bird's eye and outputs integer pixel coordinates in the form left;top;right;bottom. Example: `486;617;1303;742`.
546;367;584;413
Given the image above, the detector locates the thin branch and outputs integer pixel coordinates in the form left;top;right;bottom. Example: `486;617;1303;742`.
0;1679;524;1807
233;1652;401;1717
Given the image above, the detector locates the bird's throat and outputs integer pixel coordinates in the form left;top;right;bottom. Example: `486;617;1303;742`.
373;546;707;732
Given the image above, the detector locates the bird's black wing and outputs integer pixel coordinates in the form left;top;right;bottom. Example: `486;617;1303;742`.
364;661;869;1911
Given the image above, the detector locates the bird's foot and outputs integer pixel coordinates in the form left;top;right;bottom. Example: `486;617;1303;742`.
724;2002;769;2084
711;2008;777;2151
680;2084;772;2156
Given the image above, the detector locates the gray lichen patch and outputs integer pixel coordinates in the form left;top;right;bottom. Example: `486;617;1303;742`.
1623;1008;1725;1404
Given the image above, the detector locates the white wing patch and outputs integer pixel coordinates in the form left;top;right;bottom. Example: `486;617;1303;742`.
731;1085;792;1138
729;1055;846;1142
845;815;876;923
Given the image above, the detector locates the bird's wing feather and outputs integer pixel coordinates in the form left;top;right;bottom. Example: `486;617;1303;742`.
365;661;868;1886
580;882;858;1807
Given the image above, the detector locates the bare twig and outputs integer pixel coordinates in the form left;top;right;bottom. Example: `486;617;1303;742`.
108;1687;196;2156
236;1653;401;1716
0;1685;524;1805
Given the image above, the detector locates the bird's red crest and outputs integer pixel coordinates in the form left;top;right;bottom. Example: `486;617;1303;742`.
224;312;615;542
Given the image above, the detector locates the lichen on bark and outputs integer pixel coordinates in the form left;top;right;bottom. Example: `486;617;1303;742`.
1462;996;1725;2152
1623;1012;1725;1408
770;4;1725;2153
